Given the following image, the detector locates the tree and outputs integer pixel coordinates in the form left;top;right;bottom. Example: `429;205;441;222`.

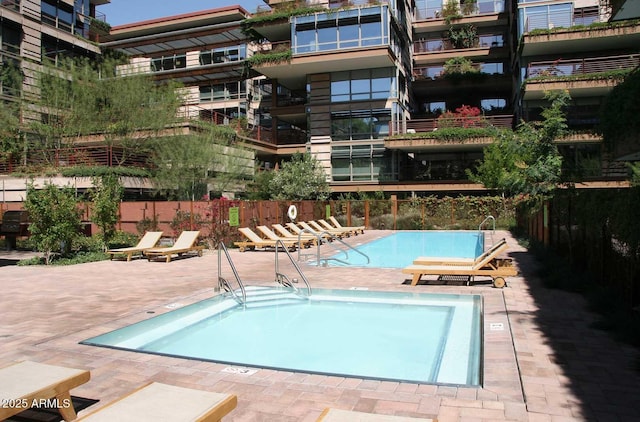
468;91;568;204
151;124;253;200
24;182;82;264
90;174;123;249
269;153;331;200
28;57;183;167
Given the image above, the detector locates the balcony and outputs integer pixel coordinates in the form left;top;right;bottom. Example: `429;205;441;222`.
521;18;640;56
250;41;395;88
414;0;507;33
413;36;507;65
385;114;513;151
523;54;639;99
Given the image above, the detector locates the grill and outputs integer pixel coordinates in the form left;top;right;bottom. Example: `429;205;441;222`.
1;210;30;249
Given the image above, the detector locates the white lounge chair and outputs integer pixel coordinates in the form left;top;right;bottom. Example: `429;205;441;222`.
0;360;90;421
77;382;237;421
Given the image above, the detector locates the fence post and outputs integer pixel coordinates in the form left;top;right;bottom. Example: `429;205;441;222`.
364;201;369;229
391;195;397;230
190;200;194;230
346;201;352;227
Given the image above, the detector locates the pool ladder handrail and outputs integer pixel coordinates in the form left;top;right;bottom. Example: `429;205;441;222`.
218;242;247;304
478;215;496;246
275;239;312;297
296;227;370;267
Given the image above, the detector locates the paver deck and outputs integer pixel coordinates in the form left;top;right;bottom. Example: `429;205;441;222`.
0;230;638;421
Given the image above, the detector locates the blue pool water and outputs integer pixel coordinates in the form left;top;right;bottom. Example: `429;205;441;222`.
83;287;482;386
329;231;484;268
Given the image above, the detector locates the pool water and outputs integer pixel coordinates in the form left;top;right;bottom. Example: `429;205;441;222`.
83;287;483;386
329;231;484;268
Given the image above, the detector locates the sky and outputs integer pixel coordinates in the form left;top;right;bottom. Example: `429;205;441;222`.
99;0;268;26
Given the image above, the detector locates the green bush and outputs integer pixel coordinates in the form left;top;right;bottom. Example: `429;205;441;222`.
24;182;83;264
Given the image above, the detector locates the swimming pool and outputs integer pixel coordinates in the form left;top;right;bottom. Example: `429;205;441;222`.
329;231;484;268
82;287;483;386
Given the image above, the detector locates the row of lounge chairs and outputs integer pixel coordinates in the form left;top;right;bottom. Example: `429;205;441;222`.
107;231;203;262
402;238;517;288
234;218;365;252
0;361;434;421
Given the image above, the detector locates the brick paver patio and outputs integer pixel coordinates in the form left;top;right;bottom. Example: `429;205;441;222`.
1;230;638;421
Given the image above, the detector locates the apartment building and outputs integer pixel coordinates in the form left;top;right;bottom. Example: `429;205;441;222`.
517;0;640;180
2;0;638;198
1;0;107;109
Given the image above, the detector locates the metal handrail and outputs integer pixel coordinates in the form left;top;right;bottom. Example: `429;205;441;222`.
217;242;246;304
275;240;312;297
478;215;495;232
307;228;370;267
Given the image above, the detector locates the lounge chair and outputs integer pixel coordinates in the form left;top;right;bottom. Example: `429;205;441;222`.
0;360;90;421
327;216;365;234
286;222;334;242
256;225;315;248
402;238;517;288
272;223;319;243
234;227;299;252
298;221;348;239
106;231;163;261
317;408;436;421
412;238;509;266
144;231;204;263
76;382;237;421
307;220;353;238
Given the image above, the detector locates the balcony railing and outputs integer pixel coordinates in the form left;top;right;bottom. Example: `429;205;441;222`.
0;145;151;174
522;8;604;34
415;0;504;20
414;37;502;54
406;114;513;133
525;54;640;80
0;0;20;12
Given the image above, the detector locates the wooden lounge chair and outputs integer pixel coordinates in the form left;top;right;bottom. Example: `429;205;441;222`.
234;227;298;252
327;216;365;234
0;360;91;421
257;225;315;248
272;223;319;243
317;408;436;421
106;231;163;261
412;238;509;266
144;231;204;263
298;221;348;239
307;220;353;237
77;382;237;421
286;222;334;242
402;239;517;288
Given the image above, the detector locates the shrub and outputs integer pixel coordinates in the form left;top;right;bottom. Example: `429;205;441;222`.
24;182;83;264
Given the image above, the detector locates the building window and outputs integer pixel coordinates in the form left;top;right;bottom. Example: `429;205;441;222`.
41;0;74;33
331;143;387;182
331;108;390;140
481;98;507;112
480;62;504;74
331;68;396;103
151;54;187;71
479;34;504;47
199;45;246;65
292;6;389;54
199;81;246;102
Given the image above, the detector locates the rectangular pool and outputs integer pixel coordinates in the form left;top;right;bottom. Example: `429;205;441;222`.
329;231;484;268
82;287;483;386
